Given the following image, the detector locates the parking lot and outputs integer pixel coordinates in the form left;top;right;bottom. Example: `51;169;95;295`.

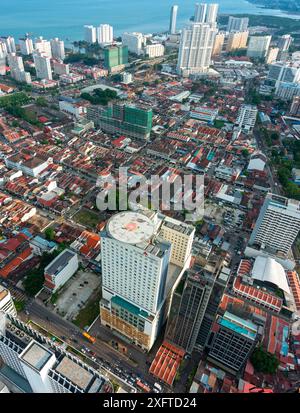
204;201;246;229
54;270;101;321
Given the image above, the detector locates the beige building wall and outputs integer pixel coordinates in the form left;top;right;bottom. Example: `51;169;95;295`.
266;47;279;64
159;219;195;267
212;33;225;56
226;31;249;52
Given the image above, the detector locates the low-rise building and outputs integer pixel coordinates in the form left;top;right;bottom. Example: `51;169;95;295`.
0;286;17;317
44;249;79;293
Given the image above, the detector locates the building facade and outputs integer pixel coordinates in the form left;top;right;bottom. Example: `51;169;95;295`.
177;3;218;76
0;313;110;393
100;211;172;351
247;36;271;59
226;31;248;52
84;25;97;44
87;101;153;140
122;32;145;56
169;5;178;35
33;53;52;80
0;286;17;317
207;311;258;375
227;16;249;33
19;37;34;55
50;38;65;61
44;249;79;293
104;45;128;70
249;193;300;256
97;24;113;45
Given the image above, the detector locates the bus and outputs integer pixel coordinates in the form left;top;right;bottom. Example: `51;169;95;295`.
82;332;96;344
136;380;151;393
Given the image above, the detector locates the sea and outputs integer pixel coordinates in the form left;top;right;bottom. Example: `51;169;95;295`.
1;0;300;43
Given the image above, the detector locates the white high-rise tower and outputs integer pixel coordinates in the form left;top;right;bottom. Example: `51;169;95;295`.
97;24;113;45
169;5;178;35
177;3;218;76
50;38;65;61
249;193;300;256
84;25;97;44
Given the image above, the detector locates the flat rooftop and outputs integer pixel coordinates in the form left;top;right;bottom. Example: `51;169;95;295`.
45;249;76;276
162;217;194;236
20;341;53;371
219;311;258;340
55;356;93;390
107;211;155;245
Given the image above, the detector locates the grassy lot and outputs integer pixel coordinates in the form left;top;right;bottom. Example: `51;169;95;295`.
73;208;100;229
214;119;226;129
73;289;102;329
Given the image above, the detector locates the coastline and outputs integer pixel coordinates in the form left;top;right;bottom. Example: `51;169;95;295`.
245;0;300;17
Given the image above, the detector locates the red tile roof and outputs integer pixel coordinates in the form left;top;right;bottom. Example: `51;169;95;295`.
149;341;185;386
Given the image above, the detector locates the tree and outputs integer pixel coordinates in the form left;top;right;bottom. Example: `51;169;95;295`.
23;269;45;296
251;346;279;374
45;227;55;241
36;97;48;107
242;149;250;158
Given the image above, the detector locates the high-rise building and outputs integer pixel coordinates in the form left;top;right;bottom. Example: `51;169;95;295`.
195;263;230;351
194;3;218;24
100;211;172;351
87;101;153;140
0;286;17;317
227;16;249;32
100;211;194;351
236;104;258;132
207;311;259;375
212;32;225;56
84;25;97;44
1;36;16;53
226;31;249;52
169;5;178;34
165;266;215;354
35;37;52;58
0;312;111;393
103;45;128;70
19;37;34;55
50;38;65;61
159;217;194;267
249;193;300;256
278;34;293;52
290;96;300;117
7;53;31;84
33;53;52;80
0;41;7;59
247;35;271;59
268;63;300;84
275;82;300;101
265;47;279;64
177;3;218;76
122;32;145;56
97;24;113;45
177;25;217;75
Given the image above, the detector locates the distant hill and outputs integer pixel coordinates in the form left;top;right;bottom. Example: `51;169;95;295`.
248;0;300;13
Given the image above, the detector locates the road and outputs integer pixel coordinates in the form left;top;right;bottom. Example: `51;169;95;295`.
22;300;168;393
